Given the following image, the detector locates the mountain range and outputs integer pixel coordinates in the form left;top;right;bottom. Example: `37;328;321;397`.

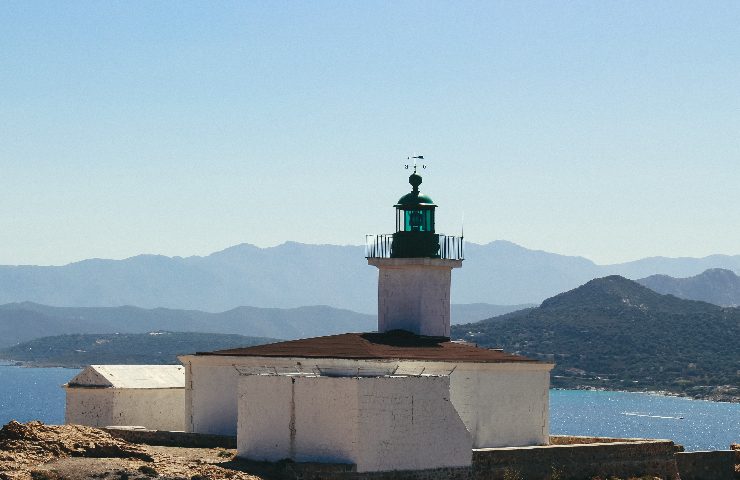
637;268;740;307
0;301;527;349
451;276;740;400
0;302;372;349
5;276;737;400
3;241;740;312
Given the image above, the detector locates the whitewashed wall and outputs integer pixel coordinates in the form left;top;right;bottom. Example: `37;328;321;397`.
238;375;472;472
183;357;404;435
65;389;115;427
450;363;551;447
354;376;472;471
182;354;552;449
184;362;243;435
65;388;185;431
368;258;461;337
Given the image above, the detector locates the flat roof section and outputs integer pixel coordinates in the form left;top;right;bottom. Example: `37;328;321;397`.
66;365;185;389
196;330;539;363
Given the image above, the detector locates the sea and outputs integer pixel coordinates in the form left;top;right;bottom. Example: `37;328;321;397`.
0;363;737;451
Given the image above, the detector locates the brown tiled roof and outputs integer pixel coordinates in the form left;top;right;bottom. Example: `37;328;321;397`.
197;330;538;363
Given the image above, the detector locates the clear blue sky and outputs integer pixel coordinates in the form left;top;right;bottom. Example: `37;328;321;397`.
1;1;738;265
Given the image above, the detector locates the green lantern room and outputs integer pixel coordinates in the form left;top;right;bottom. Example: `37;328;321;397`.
391;170;439;258
365;163;464;262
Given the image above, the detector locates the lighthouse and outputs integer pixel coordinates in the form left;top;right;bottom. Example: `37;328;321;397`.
366;166;463;337
179;158;552;472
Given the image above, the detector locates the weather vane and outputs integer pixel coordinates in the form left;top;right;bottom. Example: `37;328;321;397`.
404;155;426;173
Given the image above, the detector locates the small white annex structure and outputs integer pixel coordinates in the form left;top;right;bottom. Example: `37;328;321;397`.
239;374;472;472
64;365;185;431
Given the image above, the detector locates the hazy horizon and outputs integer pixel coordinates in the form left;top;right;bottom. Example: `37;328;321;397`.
2;2;738;265
2;238;740;269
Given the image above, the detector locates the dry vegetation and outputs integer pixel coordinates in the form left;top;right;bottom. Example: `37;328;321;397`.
0;422;261;480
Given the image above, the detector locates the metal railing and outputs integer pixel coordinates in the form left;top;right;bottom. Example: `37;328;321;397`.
365;234;394;258
439;234;465;260
365;234;464;260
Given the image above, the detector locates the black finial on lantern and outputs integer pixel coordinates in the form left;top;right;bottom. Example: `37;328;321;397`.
409;171;422;193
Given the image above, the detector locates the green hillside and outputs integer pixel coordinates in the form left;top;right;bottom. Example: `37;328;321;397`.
0;301;525;349
451;276;740;401
0;332;277;367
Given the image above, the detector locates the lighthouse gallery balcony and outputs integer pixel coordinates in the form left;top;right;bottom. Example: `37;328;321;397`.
365;233;465;260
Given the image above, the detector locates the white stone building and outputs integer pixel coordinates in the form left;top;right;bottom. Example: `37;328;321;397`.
64;364;185;431
181;332;551;449
180;168;554;472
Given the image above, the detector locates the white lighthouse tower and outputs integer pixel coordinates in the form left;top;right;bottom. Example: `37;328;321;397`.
366;164;463;337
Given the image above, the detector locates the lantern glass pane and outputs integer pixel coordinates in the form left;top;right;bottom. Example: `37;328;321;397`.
404;210;429;231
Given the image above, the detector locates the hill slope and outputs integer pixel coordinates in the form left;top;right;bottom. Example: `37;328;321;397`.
0;301;525;349
637;268;740;307
450;302;536;324
2;241;740;311
0;302;375;348
451;276;740;400
0;332;276;367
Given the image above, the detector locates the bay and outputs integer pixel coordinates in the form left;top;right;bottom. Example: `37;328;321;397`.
550;389;739;451
0;363;81;426
0;364;737;451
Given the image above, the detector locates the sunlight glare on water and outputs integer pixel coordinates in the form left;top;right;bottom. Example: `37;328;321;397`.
550;389;740;451
0;364;81;425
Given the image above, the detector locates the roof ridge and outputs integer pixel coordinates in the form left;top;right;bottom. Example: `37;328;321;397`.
197;331;539;364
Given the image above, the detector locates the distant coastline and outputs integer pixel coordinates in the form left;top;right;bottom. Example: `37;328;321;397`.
1;360;78;369
554;385;740;404
0;332;277;369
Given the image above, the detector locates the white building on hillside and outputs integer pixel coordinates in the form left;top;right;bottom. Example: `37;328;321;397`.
64;364;185;431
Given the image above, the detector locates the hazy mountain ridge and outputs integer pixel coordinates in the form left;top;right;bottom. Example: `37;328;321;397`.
451;276;740;400
0;301;524;349
2;241;740;312
0;302;375;349
637;268;740;307
0;242;376;312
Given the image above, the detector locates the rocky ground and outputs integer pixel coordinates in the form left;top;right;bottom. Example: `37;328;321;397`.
1;422;737;480
0;422;262;480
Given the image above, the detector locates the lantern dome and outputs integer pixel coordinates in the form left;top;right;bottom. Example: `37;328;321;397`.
395;191;435;207
388;171;439;258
